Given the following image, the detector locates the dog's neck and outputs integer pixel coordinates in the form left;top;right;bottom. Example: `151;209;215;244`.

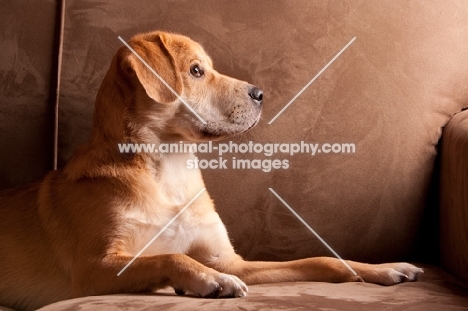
63;52;201;185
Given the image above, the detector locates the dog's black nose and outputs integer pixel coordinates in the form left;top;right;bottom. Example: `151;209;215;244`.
248;86;263;106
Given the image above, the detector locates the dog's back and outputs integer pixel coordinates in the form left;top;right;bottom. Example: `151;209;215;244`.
0;182;71;310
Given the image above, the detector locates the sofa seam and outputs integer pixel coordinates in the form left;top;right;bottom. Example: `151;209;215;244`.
53;0;66;170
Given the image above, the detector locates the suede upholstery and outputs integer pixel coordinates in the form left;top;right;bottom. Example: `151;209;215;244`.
34;266;468;311
58;0;468;262
0;0;57;187
1;0;468;310
440;109;468;284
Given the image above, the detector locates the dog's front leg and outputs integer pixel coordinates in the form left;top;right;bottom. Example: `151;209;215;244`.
211;256;362;284
213;256;423;286
186;214;423;288
71;253;247;298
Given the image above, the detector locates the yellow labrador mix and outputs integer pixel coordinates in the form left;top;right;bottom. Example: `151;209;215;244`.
0;31;423;310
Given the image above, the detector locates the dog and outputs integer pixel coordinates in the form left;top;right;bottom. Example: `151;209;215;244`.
0;31;423;310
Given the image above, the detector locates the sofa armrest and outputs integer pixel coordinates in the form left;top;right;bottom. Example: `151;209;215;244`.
440;109;468;283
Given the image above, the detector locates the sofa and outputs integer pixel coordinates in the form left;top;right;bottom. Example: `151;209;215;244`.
1;0;468;309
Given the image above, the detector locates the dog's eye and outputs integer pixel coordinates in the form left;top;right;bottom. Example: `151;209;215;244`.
190;64;204;78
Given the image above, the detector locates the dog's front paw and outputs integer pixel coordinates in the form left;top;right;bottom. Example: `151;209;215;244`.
209;273;248;298
175;271;248;298
365;262;424;286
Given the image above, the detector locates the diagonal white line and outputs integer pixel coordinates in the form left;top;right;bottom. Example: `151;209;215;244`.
117;188;206;276
268;187;357;276
268;37;356;124
118;36;207;125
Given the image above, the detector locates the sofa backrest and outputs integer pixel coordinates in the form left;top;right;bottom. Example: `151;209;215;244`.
2;0;468;263
0;0;58;187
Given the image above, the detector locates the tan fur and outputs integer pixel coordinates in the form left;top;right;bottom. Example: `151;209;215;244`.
0;31;423;311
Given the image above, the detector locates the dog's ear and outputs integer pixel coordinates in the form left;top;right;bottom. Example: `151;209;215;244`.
120;33;183;104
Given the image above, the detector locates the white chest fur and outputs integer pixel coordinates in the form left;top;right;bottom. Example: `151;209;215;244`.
120;153;210;256
122;208;200;256
158;153;204;205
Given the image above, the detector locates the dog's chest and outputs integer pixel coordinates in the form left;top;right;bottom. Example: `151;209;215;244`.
121;208;199;256
120;153;206;256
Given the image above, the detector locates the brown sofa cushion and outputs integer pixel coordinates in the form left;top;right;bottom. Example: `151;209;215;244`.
58;0;468;262
35;265;468;311
440;109;468;284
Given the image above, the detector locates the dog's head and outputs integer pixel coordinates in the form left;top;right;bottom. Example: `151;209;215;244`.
116;31;263;142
